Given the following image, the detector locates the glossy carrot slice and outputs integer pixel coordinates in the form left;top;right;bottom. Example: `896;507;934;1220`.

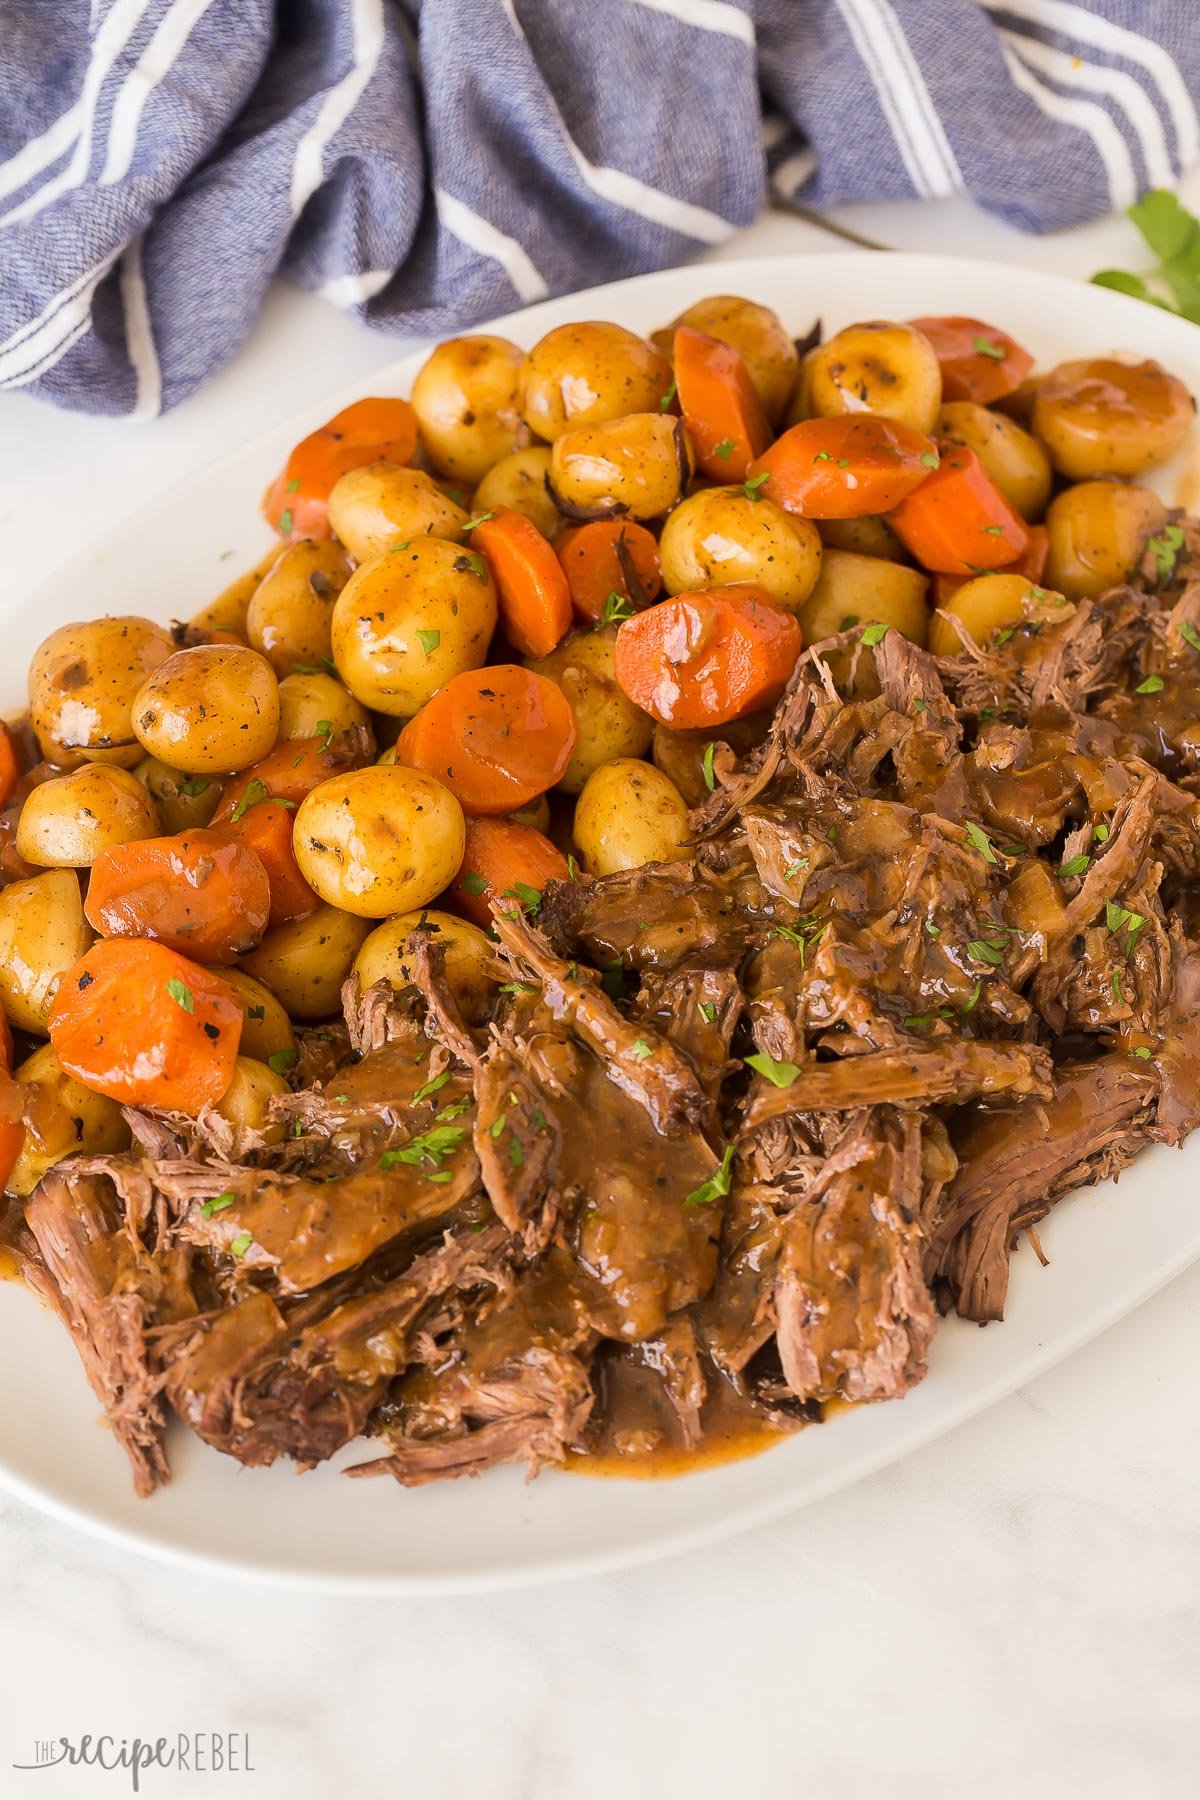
0;725;18;810
747;417;938;519
556;520;662;626
262;397;418;542
211;737;361;825
0;1078;23;1194
674;325;771;483
1006;522;1049;585
49;939;243;1113
472;508;573;657
396;666;577;816
614;584;802;729
449;817;570;929
887;444;1029;575
213;798;318;928
907;316;1034;407
85;830;271;962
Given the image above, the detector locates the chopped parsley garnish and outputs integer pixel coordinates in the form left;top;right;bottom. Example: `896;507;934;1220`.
981;524;1006;537
286;477;300;493
966;938;1006;966
972;336;1006;359
313;718;335;751
713;439;735;460
860;622;889;647
659;378;677;411
960;979;983;1014
415;628;441;658
461;870;488;896
247;1004;266;1021
912;697;929;715
176;774;209;798
1059;853;1090;879
413;1070;451;1103
630;1039;653;1060
229;1232;253;1258
566;853;579;883
380;1123;466;1171
685;1144;735;1207
920;451;939;469
453;552;489;583
601;958;628;999
702;741;717;791
698;1001;717;1024
598;590;634;627
784;858;808;880
1093;823;1110;843
1148;524;1185;581
166;978;195;1013
742;472;770;501
489;1113;507;1139
1105;900;1147;945
1130;1045;1153;1060
509;1137;525;1167
499;980;535;996
924;919;941;938
1112;971;1125;1004
1178;618;1200;651
199;1193;235;1219
1135;674;1164;694
503;881;542;914
268;1048;298;1075
278;508;293;535
745;1051;800;1088
964;821;998;864
230;777;269;823
460;512;494;532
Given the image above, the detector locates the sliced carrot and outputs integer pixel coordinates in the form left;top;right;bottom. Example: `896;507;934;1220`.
907;316;1034;407
210;737;360;826
85;830;271;962
674;325;771;483
449;818;570;929
0;725;18;810
614;584;802;729
747;417;938;520
1007;522;1049;585
262;397;418;542
396;666;577;816
213;799;318;928
556;521;663;626
471;507;572;657
887;444;1029;575
49;939;243;1113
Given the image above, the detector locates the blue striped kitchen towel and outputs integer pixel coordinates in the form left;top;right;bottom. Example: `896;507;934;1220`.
1;0;1197;418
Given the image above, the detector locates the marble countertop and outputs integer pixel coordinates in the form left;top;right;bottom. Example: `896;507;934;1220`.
2;191;1199;1800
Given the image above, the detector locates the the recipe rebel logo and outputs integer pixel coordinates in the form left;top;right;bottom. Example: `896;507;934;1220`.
12;1734;255;1788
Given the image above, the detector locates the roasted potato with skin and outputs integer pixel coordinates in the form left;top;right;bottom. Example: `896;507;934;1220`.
190;552;278;637
245;540;350;676
665;295;799;424
293;765;465;918
936;401;1053;521
520;322;672;441
0;868;92;1034
658;488;822;612
353;908;496;1024
215;1055;290;1144
327;463;469;561
818;514;909;561
549;414;692;522
525;627;653;794
132;645;280;775
797;547;930;647
930;571;1064;657
28;616;174;769
1032;356;1193;479
411;335;530;484
1044;480;1167;601
237;902;371;1019
330;539;498;716
16;764;160;868
473;447;564;538
574;758;690;875
806;321;942;435
216;967;297;1063
276;671;372;744
7;1041;130;1198
134;757;222;833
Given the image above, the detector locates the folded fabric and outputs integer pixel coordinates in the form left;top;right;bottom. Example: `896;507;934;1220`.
1;0;1196;418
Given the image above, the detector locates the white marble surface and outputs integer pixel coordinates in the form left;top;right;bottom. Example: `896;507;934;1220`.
2;192;1200;1799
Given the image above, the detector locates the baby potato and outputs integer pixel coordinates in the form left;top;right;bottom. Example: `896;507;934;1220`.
238;902;371;1019
936;401;1053;521
797;547;930;647
214;1055;290;1144
520;321;672;441
411;334;530;484
659;488;822;612
0;868;92;1034
574;758;690;875
327;463;469;562
214;968;296;1063
331;538;498;716
245;540;350;676
353;908;496;1024
190;551;278;637
1032;356;1194;478
509;794;551;832
134;757;221;833
133;645;280;775
473;447;564;538
818;515;909;561
806;321;942;434
28;616;174;769
7;1042;130;1199
549;414;692;521
1044;480;1167;601
668;295;799;424
525;627;653;794
17;764;159;869
929;572;1054;657
276;671;372;744
293;765;465;918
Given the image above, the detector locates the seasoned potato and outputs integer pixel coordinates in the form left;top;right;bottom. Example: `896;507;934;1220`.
134;757;221;833
658;489;822;612
215;968;296;1063
1032;356;1193;478
575;759;690;874
509;794;551;832
215;1055;290;1144
7;1041;130;1198
549;414;692;521
245;540;350;676
473;447;564;538
930;572;1061;657
410;334;529;483
330;539;497;716
132;645;280;775
238;902;371;1019
1044;480;1167;601
327;463;469;562
936;401;1053;521
666;295;799;424
520;322;672;441
293;766;465;918
16;764;159;868
818;515;909;561
28;616;174;769
798;547;930;647
0;868;92;1034
190;551;278;637
806;320;942;434
525;627;653;794
353;908;496;1024
276;671;371;744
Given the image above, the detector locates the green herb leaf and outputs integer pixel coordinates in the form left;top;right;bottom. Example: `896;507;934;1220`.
509;1136;525;1167
503;881;542;914
702;741;717;791
659;378;677;411
698;1001;717;1023
1093;823;1110;843
176;774;209;798
784;858;808;880
499;980;535;996
742;472;770;501
860;622;888;647
960;979;983;1015
598;590;635;628
453;552;489;583
413;1070;451;1103
229;1232;253;1258
230;776;269;824
1130;1045;1153;1061
1059;853;1091;879
685;1144;735;1207
278;508;293;535
967;938;1006;966
166;977;194;1013
461;870;488;896
416;628;441;658
199;1193;236;1219
268;1048;299;1075
566;853;579;882
1177;618;1200;651
920;451;939;469
713;438;735;460
1112;970;1126;1004
1135;673;1165;694
912;697;929;715
286;477;300;493
380;1123;467;1170
972;335;1006;360
630;1039;654;1060
924;919;941;938
745;1051;800;1088
601;957;627;1000
964;821;998;864
460;512;494;532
